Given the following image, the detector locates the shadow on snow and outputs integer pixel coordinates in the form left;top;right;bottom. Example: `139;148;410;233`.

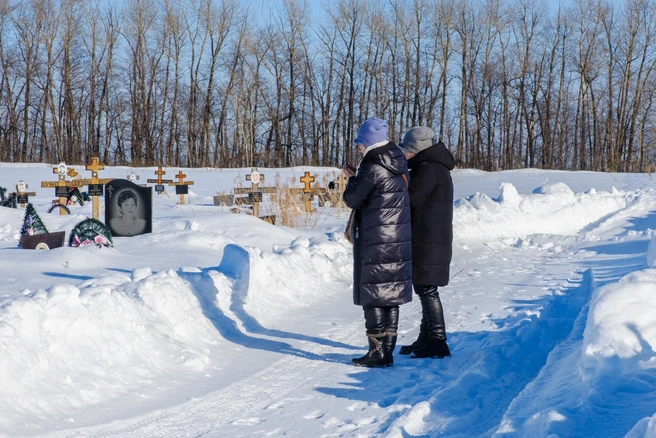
180;243;357;365
315;270;594;437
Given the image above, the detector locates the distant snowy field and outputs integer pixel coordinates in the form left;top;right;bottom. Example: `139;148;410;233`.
1;163;656;437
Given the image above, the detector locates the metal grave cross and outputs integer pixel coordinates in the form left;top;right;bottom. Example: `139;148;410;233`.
233;168;277;219
15;180;36;207
146;166;173;194
168;170;194;204
127;171;140;183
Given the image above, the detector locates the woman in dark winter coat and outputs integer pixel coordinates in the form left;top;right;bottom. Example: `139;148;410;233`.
397;126;455;359
342;117;413;368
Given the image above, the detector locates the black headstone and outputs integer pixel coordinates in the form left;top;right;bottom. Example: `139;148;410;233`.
104;179;152;237
20;231;66;250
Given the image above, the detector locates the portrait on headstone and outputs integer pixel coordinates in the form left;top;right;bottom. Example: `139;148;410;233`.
105;179;152;237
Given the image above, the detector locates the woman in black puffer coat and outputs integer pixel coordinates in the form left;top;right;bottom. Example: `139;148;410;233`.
342;117;413;368
397;126;455;359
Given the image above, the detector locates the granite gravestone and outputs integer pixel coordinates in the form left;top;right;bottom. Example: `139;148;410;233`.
105;179;152;237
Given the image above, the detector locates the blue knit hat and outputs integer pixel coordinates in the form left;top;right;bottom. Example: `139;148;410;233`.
354;118;388;147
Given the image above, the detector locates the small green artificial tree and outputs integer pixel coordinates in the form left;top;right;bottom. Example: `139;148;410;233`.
20;203;49;236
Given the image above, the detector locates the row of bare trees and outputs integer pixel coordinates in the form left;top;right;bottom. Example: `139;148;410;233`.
1;0;655;172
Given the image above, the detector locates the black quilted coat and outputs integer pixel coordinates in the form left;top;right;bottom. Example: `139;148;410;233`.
343;142;413;307
406;141;455;286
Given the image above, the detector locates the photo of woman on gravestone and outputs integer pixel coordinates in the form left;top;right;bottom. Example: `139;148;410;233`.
109;189;147;236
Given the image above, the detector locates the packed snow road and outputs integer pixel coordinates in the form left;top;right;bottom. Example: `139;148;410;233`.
2;165;655;437
44;216;650;437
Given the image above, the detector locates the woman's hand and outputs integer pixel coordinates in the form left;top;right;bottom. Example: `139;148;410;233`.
342;163;356;178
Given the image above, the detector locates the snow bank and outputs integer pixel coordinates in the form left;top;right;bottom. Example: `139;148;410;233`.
221;236;352;327
454;182;629;241
648;235;656;268
626;413;656;437
581;269;656;388
0;268;220;430
0;230;353;433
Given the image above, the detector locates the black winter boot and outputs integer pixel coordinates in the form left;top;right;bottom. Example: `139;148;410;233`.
399;316;426;355
383;306;399;367
352;333;386;367
384;332;397;367
352;307;387;368
411;286;451;359
411;339;451;358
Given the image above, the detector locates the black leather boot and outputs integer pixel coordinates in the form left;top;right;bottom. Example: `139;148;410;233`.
352;307;387;368
351;333;386;367
384;306;399;367
399;314;426;355
411;286;451;359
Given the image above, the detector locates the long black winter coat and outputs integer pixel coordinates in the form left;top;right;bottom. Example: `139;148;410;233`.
406;141;455;286
343;142;413;307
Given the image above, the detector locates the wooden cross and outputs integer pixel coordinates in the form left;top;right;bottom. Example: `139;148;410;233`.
71;157;114;219
167;170;194;204
41;163;76;215
290;171;327;212
146;166;173;194
300;171;316;192
86;157;104;178
233;168;277;218
300;171;318;212
15;181;36;207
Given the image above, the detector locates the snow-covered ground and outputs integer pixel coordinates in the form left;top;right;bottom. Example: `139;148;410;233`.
1;163;656;437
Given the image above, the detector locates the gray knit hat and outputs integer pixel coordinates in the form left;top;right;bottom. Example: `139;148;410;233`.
398;126;435;154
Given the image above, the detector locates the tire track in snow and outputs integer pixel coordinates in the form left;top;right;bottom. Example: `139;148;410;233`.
42;238;610;437
384;244;595;437
41;251;366;438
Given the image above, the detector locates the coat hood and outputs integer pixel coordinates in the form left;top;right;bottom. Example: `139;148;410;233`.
361;142;408;176
407;141;455;171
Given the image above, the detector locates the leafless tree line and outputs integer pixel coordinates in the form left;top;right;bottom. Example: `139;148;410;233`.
1;0;655;172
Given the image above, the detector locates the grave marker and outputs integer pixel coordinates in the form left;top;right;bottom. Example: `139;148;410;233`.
319;174;347;208
292;171;326;212
213;193;235;206
146;166;172;194
105;179;152;237
15;181;36;207
127;171;140;183
300;171;317;212
73;157;114;220
19;203;65;250
41;163;77;215
168;171;194;204
332;174;348;192
233;168;277;219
